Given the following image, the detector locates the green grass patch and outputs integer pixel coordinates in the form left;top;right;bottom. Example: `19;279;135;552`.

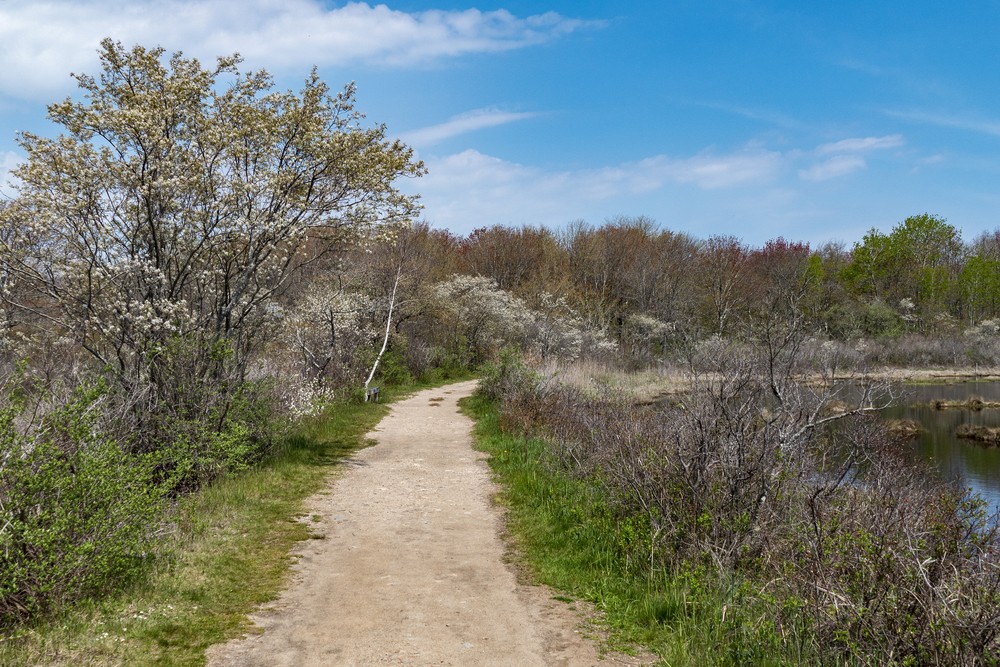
462;393;822;666
0;382;444;666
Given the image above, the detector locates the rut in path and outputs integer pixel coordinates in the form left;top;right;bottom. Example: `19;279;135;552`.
206;380;650;666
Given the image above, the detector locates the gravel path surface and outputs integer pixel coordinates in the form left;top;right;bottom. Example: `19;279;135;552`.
206;380;649;666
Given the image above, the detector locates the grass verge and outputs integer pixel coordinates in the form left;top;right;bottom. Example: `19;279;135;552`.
0;380;463;666
462;392;821;667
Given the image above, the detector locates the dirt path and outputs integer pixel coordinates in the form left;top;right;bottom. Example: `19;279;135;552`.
206;380;648;666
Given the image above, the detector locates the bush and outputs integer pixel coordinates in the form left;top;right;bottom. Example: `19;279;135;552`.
482;348;1000;664
0;381;164;628
156;379;285;493
859;300;903;339
366;346;414;387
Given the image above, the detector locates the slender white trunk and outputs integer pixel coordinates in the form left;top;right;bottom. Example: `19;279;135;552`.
364;264;401;389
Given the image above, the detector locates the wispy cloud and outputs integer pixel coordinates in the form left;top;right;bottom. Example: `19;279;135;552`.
0;1;598;100
839;58;895;79
409;132;920;234
690;100;804;130
651;149;784;189
799;134;905;181
401;109;539;148
408;146;784;230
839;58;954;99
886;109;1000;138
816;134;905;154
799;155;866;182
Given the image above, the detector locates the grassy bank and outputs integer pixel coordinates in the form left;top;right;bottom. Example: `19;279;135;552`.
463;392;821;667
0;380;461;666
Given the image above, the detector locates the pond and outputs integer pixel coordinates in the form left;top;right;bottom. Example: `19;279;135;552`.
882;381;1000;514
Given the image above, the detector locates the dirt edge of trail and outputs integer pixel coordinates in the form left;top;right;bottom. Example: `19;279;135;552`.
206;380;655;666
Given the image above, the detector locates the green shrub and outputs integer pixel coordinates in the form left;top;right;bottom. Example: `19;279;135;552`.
371;347;414;386
859;300;903;338
156;380;285;493
0;381;164;628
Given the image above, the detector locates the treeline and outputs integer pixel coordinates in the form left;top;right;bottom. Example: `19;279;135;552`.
354;212;1000;369
456;213;1000;338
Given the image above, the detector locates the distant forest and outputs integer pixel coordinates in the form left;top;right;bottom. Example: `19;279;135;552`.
334;212;1000;370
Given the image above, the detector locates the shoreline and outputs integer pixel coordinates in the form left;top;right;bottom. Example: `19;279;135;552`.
543;364;1000;405
832;367;1000;384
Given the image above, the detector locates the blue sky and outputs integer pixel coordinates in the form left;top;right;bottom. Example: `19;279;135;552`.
1;1;999;246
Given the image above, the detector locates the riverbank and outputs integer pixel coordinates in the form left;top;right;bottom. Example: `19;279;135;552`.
482;354;1000;664
834;366;1000;384
538;359;1000;405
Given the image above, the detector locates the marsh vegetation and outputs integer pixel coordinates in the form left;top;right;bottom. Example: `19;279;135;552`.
477;345;1000;665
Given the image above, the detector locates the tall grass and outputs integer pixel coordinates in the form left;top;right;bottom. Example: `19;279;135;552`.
534;358;688;402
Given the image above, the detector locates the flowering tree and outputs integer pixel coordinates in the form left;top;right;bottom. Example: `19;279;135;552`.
0;40;422;406
432;275;534;364
431;275;617;364
284;279;378;382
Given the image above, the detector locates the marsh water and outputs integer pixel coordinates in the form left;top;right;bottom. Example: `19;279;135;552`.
883;381;1000;513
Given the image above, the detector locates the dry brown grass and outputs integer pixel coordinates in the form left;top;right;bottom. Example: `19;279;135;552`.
535;359;690;403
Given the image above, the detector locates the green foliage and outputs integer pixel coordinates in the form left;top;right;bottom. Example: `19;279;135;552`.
366;346;414;387
843;228;895;299
479;347;537;401
155;379;285;493
0;361;287;632
0;381;164;628
858;299;903;338
0;379;480;665
844;214;963;327
960;255;1000;321
818;303;860;340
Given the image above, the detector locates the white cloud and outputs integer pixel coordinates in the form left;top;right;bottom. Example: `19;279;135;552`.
408;146;784;230
797;134;905;181
401;109;539;148
408;133;921;234
798;155;866;182
816;134;905;155
655;149;783;189
0;1;596;100
886;109;1000;138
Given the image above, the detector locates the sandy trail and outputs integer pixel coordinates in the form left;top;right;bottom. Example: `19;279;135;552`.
206;380;647;666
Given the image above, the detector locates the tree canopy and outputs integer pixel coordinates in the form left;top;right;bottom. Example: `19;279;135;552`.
0;39;423;390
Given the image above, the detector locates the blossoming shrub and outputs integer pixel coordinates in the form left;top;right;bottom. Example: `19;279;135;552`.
431;276;618;365
0;381;164;628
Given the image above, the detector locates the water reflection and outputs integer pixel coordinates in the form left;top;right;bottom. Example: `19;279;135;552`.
882;381;1000;513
